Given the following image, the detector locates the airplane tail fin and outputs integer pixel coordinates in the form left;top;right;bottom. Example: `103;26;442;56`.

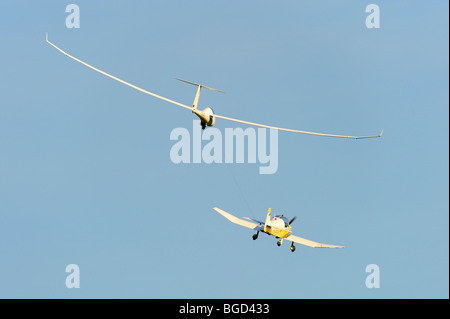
264;208;271;232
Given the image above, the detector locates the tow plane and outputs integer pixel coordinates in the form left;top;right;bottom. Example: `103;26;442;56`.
213;207;344;252
46;33;383;139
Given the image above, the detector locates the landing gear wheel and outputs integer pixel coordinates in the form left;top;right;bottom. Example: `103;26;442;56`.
201;122;206;130
252;231;259;240
290;243;296;252
277;239;283;246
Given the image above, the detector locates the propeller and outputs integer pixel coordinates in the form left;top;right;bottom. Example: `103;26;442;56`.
289;216;297;225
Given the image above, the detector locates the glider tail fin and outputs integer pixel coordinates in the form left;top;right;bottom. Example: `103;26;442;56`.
175;78;225;111
192;85;201;111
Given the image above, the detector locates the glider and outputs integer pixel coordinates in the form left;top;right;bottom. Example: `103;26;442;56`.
46;33;382;139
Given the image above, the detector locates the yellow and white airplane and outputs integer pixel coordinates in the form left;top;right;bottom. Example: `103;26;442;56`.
46;33;382;139
213;207;344;252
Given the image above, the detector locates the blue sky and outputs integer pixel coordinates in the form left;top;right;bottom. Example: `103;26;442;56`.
0;1;448;298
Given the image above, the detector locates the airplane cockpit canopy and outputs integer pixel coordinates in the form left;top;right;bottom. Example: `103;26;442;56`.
274;215;290;227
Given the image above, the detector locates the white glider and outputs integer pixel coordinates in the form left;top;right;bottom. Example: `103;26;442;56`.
46;33;382;139
213;207;344;252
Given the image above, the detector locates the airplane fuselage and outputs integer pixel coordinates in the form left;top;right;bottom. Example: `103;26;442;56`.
263;227;291;238
263;215;292;238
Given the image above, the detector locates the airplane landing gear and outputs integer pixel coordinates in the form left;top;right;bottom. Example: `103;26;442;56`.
201;121;206;130
252;231;259;240
277;239;283;246
290;242;296;252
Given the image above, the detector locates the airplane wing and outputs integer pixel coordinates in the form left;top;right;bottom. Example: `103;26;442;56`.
285;234;345;248
243;217;265;225
213;207;261;230
46;33;192;111
213;114;383;139
46;33;383;139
